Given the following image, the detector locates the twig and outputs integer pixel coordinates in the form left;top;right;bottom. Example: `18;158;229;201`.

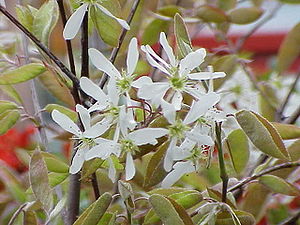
284;105;300;124
67;173;81;225
215;122;228;203
8;204;27;225
81;11;89;78
228;161;300;192
279;209;300;225
92;173;100;199
99;0;141;88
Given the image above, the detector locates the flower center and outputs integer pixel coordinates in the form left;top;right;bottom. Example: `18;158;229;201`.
106;106;120;118
168;121;189;139
120;139;138;154
169;75;187;91
78;137;96;149
117;71;134;93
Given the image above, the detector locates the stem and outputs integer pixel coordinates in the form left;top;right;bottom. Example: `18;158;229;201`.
99;0;141;88
8;204;26;225
81;11;89;78
284;105;300;124
228;161;300;192
0;5;80;89
67;173;81;225
57;0;76;75
92;173;100;199
215;122;228;203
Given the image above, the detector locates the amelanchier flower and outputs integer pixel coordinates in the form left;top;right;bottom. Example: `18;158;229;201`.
88;37;139;96
51;105;111;174
63;0;130;40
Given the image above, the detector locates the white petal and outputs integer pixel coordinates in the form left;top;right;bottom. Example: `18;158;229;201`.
127;37;139;76
108;157;117;183
171;146;192;161
183;92;220;124
132;76;153;88
80;77;109;104
85;140;119;160
0;0;6;7
188;71;226;80
125;153;135;180
63;3;88;40
69;148;85;174
89;48;121;79
52;110;81;136
83;118;111;138
171;91;183;110
137;82;169;101
164;138;177;172
76;104;90;131
161;161;195;187
159;32;176;67
119;106;128;136
107;78;119;106
96;4;130;30
186;132;214;146
179;48;206;76
161;100;176;124
128;128;168;146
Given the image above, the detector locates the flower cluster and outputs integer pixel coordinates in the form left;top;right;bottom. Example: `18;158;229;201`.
52;32;226;187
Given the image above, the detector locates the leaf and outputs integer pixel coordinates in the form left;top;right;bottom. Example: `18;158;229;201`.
218;0;237;11
0;63;46;85
48;172;68;188
277;22;300;73
143;142;168;188
278;0;300;3
97;212;116;225
16;5;35;30
0;101;18;114
81;158;104;180
44;104;77;121
259;174;300;196
168;190;203;209
225;129;249;174
41;152;69;173
235;110;290;160
141;19;169;45
0;110;20;135
149;194;192;225
207;188;236;209
148;187;189;196
90;0;122;47
271;122;300;140
215;210;255;225
32;0;59;46
197;5;228;23
229;7;263;24
38;70;75;107
258;83;279;121
29;149;53;213
46;196;67;224
23;211;38;225
158;5;181;17
0;85;23;104
288;139;300;161
73;192;112;225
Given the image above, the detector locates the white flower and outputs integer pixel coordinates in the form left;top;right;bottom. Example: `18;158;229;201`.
63;2;129;40
0;0;6;7
88;37;139;95
51;105;111;174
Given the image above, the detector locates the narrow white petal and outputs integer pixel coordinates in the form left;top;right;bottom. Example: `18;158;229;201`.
186;132;214;146
89;48;121;79
171;91;183;110
108;157;117;183
171;146;192;161
161;100;176;124
188;71;226;80
80;77;109;103
69;148;85;174
132;76;153;88
83;118;111;138
85;140;118;160
76;104;90;131
179;48;206;76
52;110;81;136
107;78;119;106
119;106;128;136
128;128;168;146
164;138;177;172
125;153;135;180
127;37;139;76
96;4;130;30
161;161;195;187
137;82;169;101
142;49;170;75
63;3;88;40
183;92;220;124
159;32;176;67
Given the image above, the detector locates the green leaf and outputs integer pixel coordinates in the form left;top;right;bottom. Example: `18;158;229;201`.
168;190;203;209
288;139;300;161
143;142;168;188
207;188;236;209
277;22;300;73
73;192;112;225
229;7;263;24
235;110;290;160
23;211;38;225
0;101;18;114
16;5;35;31
44;104;77;121
271;122;300;140
0;85;23;104
82;158;104;180
197;5;228;23
142;19;169;45
149;194;193;225
0;63;46;85
258;83;279;121
41;152;69;173
218;0;237;11
215;210;256;225
97;212;116;225
226;129;249;174
90;0;122;47
0;110;20;135
29;149;53;213
46;196;67;224
148;187;189;196
158;5;181;17
278;0;300;3
259;174;300;196
32;0;59;46
48;172;68;188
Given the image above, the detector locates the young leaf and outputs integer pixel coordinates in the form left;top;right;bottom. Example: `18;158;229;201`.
225;129;249;174
142;19;169;45
0;110;20;135
271;122;300;140
46;196;67;225
235;110;290;160
197;5;228;23
0;63;46;84
16;5;35;30
73;192;112;225
97;212;116;225
29;149;53;213
44;104;77;121
48;172;68;188
259;175;300;196
41;152;69;173
0;85;23;104
258;83;279;121
0;100;18;114
229;7;263;24
215;210;255;225
218;0;237;11
23;211;38;225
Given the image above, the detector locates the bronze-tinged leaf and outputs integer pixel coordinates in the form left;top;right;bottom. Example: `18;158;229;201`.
229;7;263;24
236;110;290;160
277;22;300;73
23;211;38;225
215;210;256;225
197;5;228;23
271;122;300;140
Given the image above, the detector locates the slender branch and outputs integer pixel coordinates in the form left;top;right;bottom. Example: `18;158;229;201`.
8;203;26;225
284;105;300;124
92;173;100;199
228;161;300;192
215;122;228;203
99;0;141;88
0;5;80;89
67;173;81;225
57;0;76;75
279;209;300;225
81;11;89;78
